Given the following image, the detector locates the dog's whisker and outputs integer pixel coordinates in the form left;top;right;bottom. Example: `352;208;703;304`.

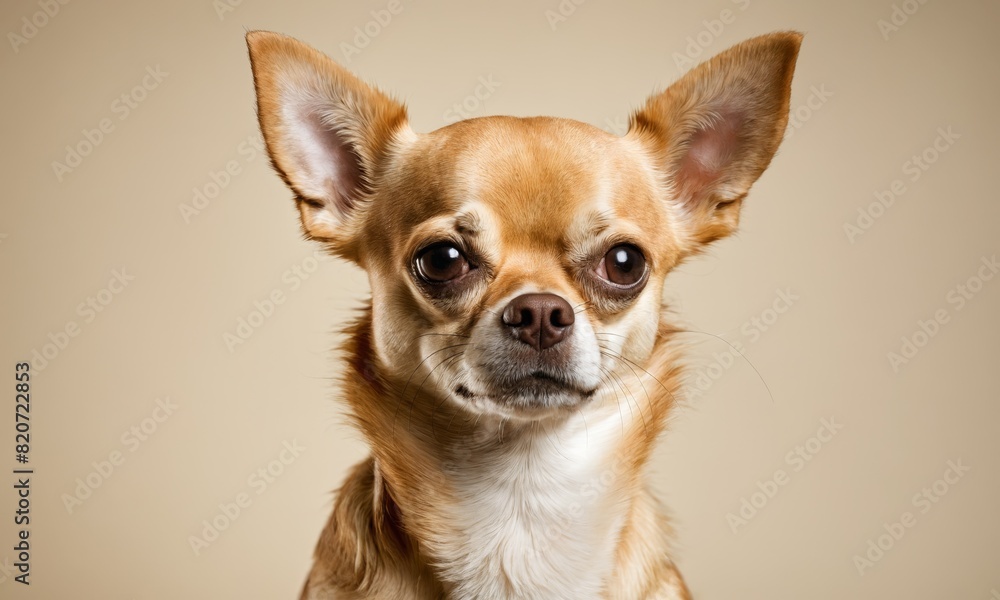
597;343;678;404
616;366;650;439
597;365;627;439
597;347;665;436
392;343;470;443
426;354;468;442
415;332;472;340
571;300;593;315
599;326;775;404
442;401;464;439
600;359;649;438
666;327;776;404
597;345;655;421
412;351;465;439
398;342;470;402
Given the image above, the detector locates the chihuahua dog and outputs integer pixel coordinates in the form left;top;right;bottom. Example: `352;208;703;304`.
247;30;800;599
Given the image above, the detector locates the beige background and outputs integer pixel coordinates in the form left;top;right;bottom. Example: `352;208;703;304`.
2;0;998;598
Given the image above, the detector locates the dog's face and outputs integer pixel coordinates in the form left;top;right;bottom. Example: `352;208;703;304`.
361;118;672;418
248;31;800;421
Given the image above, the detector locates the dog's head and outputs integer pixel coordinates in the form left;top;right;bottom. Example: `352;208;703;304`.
248;31;800;422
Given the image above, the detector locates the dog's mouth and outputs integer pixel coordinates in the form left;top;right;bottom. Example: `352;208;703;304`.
455;370;598;414
523;371;597;398
525;370;567;386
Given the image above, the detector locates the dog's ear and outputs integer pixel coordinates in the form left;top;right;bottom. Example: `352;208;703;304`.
628;32;801;251
247;31;412;261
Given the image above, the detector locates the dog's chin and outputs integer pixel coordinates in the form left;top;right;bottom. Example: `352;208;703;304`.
454;374;598;421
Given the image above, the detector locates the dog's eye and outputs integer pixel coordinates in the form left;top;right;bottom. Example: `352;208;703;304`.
598;245;646;286
416;244;471;283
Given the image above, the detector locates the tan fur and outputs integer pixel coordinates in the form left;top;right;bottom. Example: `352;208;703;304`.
247;30;801;599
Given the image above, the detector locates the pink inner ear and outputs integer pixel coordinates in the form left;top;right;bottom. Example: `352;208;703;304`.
287;101;364;217
325;127;364;215
675;113;742;206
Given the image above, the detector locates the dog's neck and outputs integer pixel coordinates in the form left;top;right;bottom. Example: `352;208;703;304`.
384;404;639;599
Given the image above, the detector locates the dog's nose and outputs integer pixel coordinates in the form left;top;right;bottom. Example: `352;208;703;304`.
501;293;575;350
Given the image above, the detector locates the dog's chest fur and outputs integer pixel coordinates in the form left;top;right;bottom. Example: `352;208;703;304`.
431;412;630;600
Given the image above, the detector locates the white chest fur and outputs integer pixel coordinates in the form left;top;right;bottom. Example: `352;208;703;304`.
435;410;632;600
